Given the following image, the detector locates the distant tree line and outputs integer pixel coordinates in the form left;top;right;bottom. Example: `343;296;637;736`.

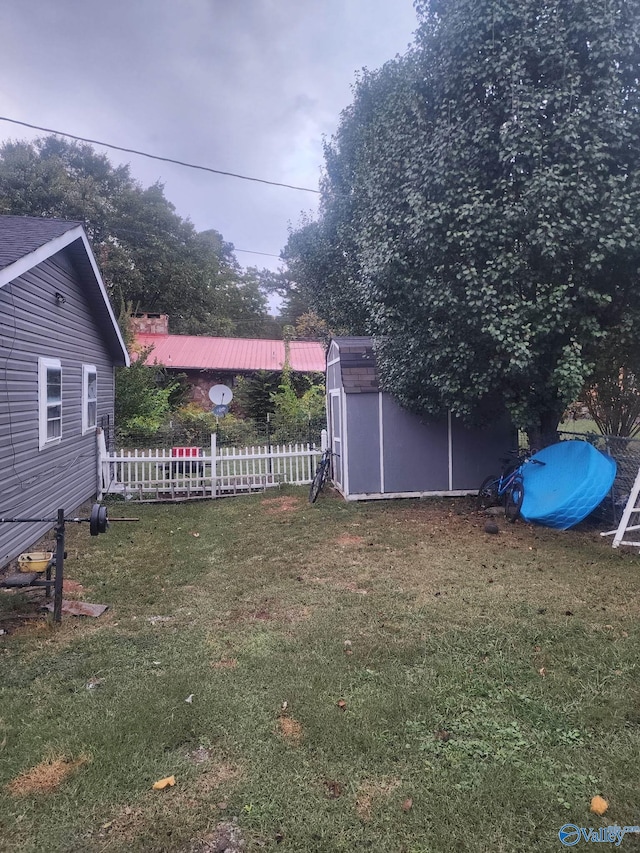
0;136;282;338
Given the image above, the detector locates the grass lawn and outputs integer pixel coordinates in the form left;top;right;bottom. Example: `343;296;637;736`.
0;488;638;852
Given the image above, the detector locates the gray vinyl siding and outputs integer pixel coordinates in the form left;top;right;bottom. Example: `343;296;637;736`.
345;394;381;495
0;249;115;566
381;402;450;493
450;415;515;490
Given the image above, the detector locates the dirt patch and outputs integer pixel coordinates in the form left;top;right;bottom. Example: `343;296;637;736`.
6;754;89;796
211;658;238;670
189;820;247;852
277;715;303;744
261;496;301;515
189;746;213;764
63;579;84;595
355;777;402;822
194;762;241;795
309;576;369;595
225;600;312;626
335;534;366;546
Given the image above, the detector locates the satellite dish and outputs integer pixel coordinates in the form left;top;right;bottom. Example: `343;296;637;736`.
208;384;233;405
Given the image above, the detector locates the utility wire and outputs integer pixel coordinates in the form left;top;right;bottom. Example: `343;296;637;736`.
235;248;281;258
0;116;321;194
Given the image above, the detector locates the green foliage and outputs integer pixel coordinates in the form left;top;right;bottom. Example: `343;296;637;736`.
0;136;272;337
270;368;326;442
282;215;368;333
290;0;640;446
583;321;640;437
115;348;178;441
232;371;282;420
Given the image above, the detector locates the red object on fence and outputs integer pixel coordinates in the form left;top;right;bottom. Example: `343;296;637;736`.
171;447;202;459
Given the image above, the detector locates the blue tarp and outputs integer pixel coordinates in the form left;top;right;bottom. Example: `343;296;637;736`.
520;440;617;530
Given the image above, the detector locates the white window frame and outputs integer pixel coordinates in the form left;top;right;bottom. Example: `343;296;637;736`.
82;364;98;434
38;357;62;450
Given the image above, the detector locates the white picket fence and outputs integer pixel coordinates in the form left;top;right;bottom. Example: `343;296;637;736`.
97;432;324;501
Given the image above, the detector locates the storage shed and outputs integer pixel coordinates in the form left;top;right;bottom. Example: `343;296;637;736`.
326;337;515;500
0;216;129;566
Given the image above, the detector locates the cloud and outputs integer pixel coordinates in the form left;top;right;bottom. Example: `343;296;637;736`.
0;0;417;269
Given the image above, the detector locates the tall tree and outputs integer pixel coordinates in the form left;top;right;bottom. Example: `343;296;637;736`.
292;0;640;446
0;136;272;336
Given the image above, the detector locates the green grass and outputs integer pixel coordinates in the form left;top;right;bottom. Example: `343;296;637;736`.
0;490;639;852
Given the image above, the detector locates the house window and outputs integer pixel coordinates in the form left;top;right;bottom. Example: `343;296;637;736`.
38;357;62;449
82;365;97;433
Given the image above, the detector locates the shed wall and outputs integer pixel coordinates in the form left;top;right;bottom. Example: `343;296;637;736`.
381;397;450;493
0;250;115;565
345;394;381;495
450;416;515;489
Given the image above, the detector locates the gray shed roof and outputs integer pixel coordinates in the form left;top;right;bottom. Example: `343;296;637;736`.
0;215;129;366
332;336;379;393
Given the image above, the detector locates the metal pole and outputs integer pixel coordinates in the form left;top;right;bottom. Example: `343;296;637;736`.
53;508;65;624
266;413;272;475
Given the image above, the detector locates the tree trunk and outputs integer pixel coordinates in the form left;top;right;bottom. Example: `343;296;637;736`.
526;409;561;451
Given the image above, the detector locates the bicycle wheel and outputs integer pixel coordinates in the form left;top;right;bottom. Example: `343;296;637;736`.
477;475;499;510
505;476;524;522
309;455;330;503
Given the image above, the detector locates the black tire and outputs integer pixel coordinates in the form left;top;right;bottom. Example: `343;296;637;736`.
505;477;524;522
477;475;499;510
309;455;330;503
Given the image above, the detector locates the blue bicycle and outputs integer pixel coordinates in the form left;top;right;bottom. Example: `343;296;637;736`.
477;450;545;522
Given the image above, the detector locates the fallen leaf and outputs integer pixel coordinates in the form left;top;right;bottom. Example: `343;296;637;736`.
590;795;608;816
152;775;176;790
435;730;451;742
402;797;413;812
190;531;200;538
217;802;228;810
565;610;574;617
337;699;347;711
538;667;546;677
281;700;288;713
185;694;194;704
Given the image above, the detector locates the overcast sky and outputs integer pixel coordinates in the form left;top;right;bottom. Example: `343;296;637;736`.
0;0;418;276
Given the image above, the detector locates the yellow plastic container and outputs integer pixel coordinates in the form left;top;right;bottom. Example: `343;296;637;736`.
18;551;53;573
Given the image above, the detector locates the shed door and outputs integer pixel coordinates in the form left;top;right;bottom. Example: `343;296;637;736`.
329;390;343;490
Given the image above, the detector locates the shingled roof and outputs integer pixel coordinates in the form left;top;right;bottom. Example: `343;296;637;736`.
333;337;380;393
0;215;82;271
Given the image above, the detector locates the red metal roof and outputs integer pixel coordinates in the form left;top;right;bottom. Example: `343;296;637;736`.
133;334;325;373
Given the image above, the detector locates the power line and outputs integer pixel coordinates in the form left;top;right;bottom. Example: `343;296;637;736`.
235;248;281;258
0;116;321;195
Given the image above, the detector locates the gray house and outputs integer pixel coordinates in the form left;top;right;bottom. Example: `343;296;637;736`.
0;216;129;567
326;337;514;500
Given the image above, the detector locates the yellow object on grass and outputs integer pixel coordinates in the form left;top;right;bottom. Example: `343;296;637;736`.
590;796;608;816
18;552;53;573
152;775;176;790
